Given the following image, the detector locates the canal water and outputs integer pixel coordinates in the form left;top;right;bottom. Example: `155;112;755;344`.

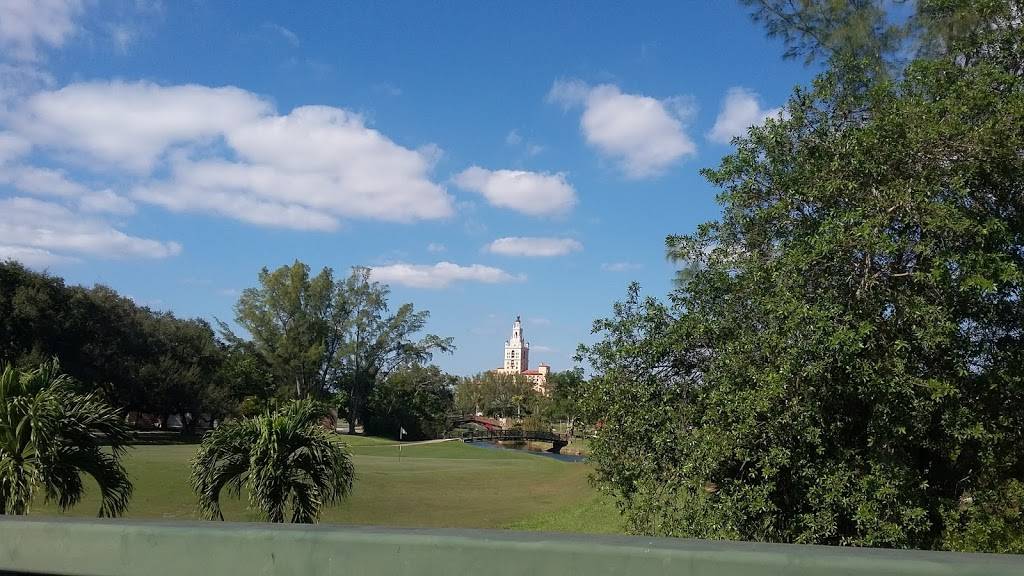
465;440;587;462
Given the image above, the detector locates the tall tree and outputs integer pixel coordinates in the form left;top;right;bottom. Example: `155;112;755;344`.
740;0;910;73
582;0;1024;552
364;364;456;440
191;399;354;523
138;315;223;431
225;261;346;399
0;360;133;516
336;267;453;433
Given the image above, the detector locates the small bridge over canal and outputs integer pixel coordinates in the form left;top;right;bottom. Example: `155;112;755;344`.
455;428;569;454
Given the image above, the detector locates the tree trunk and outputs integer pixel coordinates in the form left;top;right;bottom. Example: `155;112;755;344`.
348;392;359;434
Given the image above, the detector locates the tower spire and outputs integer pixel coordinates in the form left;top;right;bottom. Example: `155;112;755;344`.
503;315;529;372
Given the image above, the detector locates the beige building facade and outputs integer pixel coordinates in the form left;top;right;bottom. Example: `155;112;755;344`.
494;316;550;394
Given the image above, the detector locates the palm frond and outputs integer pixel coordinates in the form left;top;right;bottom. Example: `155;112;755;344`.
0;359;134;516
191;399;354;523
50;446;132;517
191;420;256;520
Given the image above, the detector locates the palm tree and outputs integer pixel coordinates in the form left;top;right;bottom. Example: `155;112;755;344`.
191;399;354;523
0;359;133;516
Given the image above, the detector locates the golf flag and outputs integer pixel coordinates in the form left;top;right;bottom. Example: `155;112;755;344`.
400;427;407;439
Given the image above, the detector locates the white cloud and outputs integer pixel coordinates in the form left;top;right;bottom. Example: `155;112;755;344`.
0;0;82;61
134;176;341;231
0;245;74;267
486;236;582;257
547;79;591;109
505;129;544;157
528;317;551;326
0;197;180;261
0;131;30;163
0;63;55;113
16;81;273;171
0;162;135;214
108;24;137;53
370;261;525;289
3;164;88;197
601;261;643;272
453;166;576;217
372;83;402;97
78;189;136;215
532;345;556;353
12;82;454;229
427;242;446;253
707;87;784;145
217;106;452;222
263;22;299;46
548;79;696;178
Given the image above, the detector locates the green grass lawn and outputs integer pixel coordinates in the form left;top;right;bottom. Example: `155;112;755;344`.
31;437;624;533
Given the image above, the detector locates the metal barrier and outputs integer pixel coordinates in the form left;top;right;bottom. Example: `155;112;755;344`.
0;516;1021;575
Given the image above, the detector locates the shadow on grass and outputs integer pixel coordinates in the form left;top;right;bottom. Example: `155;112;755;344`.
127;431;204;445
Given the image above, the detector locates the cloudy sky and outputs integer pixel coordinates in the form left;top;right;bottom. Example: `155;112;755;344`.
0;0;809;375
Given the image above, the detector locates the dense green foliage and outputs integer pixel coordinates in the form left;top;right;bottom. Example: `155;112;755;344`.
364;364;456;440
191;399;354;524
454;371;541;421
0;260;454;433
452;370;586;433
0;261;229;428
226;262;454;432
580;0;1024;552
740;0;909;72
543;370;587;435
0;360;132;516
224;262;343;400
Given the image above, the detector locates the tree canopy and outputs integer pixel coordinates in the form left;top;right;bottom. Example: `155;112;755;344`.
336;267;454;433
364;364;456;440
226;262;454;433
224;261;345;399
455;371;541;421
581;0;1024;552
0;261;229;426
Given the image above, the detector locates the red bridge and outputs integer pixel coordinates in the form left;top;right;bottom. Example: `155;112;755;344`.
447;415;502;431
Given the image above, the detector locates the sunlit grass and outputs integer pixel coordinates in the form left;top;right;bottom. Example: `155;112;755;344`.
31;436;623;532
506;494;625;534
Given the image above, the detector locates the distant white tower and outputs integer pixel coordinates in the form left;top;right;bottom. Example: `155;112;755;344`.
503;315;530;372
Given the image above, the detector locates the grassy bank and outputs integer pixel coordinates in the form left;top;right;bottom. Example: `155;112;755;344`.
32;436;623;533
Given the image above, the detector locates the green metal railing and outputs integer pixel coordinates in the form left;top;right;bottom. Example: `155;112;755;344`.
0;516;1021;575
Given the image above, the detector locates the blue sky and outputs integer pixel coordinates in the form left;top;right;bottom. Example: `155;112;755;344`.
0;1;812;375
